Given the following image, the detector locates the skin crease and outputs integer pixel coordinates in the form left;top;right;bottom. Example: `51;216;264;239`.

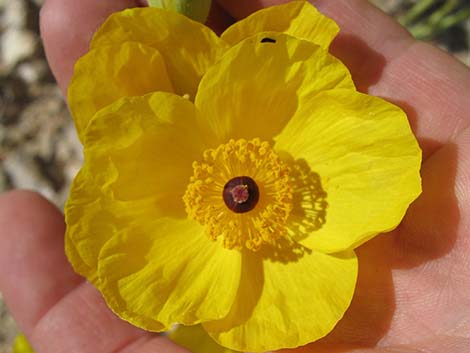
0;0;469;352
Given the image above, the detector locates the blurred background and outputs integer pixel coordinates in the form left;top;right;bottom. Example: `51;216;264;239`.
0;0;469;351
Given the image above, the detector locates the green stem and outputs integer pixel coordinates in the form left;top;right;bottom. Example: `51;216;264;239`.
439;7;470;28
399;0;437;26
148;0;212;23
408;22;433;39
148;0;163;6
409;5;470;40
428;0;460;26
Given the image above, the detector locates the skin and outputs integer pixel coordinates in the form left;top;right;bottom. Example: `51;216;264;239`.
1;0;470;352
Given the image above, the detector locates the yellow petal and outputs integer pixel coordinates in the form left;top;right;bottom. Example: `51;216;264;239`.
222;1;339;49
90;7;227;98
170;325;240;353
275;89;422;253
13;334;34;353
65;92;206;280
65;167;101;282
84;92;206;206
98;219;242;331
204;247;358;352
68;42;174;142
195;33;354;146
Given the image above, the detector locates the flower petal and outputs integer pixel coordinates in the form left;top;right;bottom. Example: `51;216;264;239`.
275;89;422;253
170;325;240;353
222;1;339;49
90;7;227;98
204;248;358;352
65;167;102;282
68;42;174;142
84;92;206;206
97;219;242;331
195;33;354;146
65;92;206;280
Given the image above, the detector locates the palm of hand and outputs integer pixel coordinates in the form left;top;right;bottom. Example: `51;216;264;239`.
1;1;469;353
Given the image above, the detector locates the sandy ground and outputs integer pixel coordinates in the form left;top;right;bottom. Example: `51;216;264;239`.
0;0;468;352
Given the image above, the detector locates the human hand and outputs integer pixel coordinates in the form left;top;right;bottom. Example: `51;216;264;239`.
1;1;470;353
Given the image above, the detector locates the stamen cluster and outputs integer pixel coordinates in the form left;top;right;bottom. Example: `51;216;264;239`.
183;138;293;251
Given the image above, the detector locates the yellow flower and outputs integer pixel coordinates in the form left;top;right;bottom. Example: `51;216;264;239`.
65;1;421;352
13;334;34;353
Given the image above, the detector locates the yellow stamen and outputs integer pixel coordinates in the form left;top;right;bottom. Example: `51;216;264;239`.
183;138;293;251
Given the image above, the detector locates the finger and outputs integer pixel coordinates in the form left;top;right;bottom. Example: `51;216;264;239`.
0;191;189;353
31;282;190;353
40;0;143;94
216;0;470;159
0;190;82;334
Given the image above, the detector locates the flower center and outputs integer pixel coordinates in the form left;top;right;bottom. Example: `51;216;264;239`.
223;176;259;213
183;138;293;251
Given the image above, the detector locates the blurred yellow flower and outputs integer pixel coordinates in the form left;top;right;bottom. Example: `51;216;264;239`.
13;334;34;353
65;1;421;351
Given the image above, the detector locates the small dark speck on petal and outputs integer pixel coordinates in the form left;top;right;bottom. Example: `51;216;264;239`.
261;37;276;43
